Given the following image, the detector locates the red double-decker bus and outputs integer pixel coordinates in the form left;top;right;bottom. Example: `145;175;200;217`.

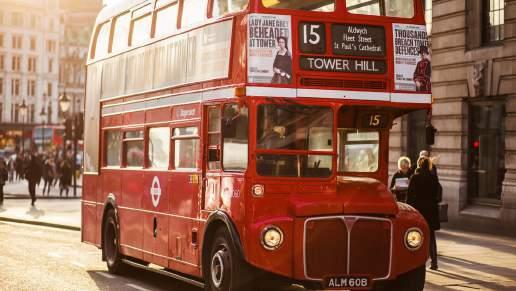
82;1;432;290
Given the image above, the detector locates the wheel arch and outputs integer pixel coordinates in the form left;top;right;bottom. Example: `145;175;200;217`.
100;193;118;261
201;211;245;275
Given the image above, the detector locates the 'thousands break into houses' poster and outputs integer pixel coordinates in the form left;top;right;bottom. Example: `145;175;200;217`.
248;14;293;84
392;23;431;92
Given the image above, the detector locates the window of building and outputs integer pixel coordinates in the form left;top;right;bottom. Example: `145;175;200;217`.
12;12;23;26
112;13;130;52
346;0;414;18
131;5;152;46
93;21;110;59
12;56;21;71
124;130;144;167
27;80;36;97
213;0;248;17
483;0;505;43
0;55;4;70
262;0;334;11
222;104;248;171
30;37;36;50
0;78;3;95
105;130;122;167
0;11;4;25
181;0;207;28
468;100;505;204
0;33;4;47
207;106;221;170
28;57;36;73
47;83;52;96
11;79;20;96
30;104;35;123
148;127;170;169
48;59;53;73
30;15;38;29
173;127;199;169
154;1;178;38
47;40;56;53
12;35;22;49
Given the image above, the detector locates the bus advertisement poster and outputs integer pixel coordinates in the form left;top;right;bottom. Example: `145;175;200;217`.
248;14;292;84
392;23;430;92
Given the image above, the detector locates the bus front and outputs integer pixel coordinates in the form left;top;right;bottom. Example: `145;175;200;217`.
243;0;431;289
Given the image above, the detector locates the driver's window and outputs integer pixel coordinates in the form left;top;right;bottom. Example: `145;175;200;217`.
222;103;249;171
207;106;221;170
338;130;379;172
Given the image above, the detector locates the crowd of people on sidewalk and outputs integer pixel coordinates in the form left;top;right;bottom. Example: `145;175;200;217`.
390;150;442;271
0;150;77;208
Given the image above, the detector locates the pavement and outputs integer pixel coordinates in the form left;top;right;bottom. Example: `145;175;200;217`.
3;178;82;198
0;183;515;290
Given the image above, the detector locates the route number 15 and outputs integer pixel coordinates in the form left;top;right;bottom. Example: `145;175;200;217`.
299;22;325;54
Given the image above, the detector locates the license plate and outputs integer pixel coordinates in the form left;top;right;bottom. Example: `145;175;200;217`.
323;275;371;290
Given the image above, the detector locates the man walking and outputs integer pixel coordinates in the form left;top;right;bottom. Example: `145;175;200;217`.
25;154;42;206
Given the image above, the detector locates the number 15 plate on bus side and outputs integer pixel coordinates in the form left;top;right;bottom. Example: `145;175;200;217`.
324;275;372;290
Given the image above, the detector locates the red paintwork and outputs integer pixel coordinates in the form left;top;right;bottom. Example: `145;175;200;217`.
82;0;432;286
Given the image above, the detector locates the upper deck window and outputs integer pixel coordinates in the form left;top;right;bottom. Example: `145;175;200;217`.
93;21;110;59
181;0;207;28
213;0;248;17
262;0;335;12
112;13;130;52
155;1;178;38
131;5;152;46
346;0;414;18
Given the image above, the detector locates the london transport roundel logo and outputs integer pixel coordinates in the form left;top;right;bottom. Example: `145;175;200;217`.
151;176;161;208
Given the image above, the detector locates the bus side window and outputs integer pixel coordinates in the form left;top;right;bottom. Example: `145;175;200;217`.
148;127;170;169
212;0;248;17
123;130;145;167
154;0;179;38
105;130;121;167
131;5;153;46
173;127;200;169
207;106;221;170
222;103;248;171
181;0;207;28
92;21;111;59
112;12;130;52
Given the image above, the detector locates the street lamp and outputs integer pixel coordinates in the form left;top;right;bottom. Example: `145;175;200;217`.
59;92;77;197
40;106;47;153
19;100;28;152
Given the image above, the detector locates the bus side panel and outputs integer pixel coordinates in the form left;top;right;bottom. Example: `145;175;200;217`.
81;174;98;245
119;171;144;259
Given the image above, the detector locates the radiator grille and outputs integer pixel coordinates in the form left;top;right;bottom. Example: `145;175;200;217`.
300;78;387;90
304;216;392;280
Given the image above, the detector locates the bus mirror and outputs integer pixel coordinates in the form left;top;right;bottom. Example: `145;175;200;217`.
426;124;437;145
208;148;220;162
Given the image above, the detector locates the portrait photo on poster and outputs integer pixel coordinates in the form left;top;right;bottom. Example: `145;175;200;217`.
248;14;293;84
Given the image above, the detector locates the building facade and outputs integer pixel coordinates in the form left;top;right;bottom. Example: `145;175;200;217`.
390;0;516;236
0;0;60;150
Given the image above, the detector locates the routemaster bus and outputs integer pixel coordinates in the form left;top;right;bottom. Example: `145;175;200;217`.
82;0;432;290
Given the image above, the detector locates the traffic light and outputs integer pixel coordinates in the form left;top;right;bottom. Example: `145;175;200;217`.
65;118;73;140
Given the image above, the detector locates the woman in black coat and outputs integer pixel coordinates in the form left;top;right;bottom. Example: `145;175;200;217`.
407;156;440;270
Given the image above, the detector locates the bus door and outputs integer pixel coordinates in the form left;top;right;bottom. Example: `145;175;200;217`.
203;105;223;212
142;127;170;266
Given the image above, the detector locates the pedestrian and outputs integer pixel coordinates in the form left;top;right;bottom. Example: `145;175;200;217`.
42;158;55;196
390;156;412;203
25;154;42;206
59;159;72;197
407;156;441;270
15;154;24;180
0;159;8;207
7;156;15;183
409;150;438;177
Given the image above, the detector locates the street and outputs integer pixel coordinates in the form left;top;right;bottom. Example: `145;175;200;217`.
0;220;515;291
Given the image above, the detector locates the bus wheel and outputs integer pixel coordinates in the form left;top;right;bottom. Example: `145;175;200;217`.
386;265;426;291
103;208;126;274
206;228;250;291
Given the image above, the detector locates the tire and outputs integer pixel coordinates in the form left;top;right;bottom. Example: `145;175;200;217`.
103;208;126;274
385;265;426;291
205;228;253;291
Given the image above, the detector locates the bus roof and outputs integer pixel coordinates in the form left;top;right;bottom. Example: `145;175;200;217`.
96;0;147;24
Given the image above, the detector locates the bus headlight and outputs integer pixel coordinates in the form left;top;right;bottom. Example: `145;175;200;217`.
404;228;423;251
261;226;283;250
